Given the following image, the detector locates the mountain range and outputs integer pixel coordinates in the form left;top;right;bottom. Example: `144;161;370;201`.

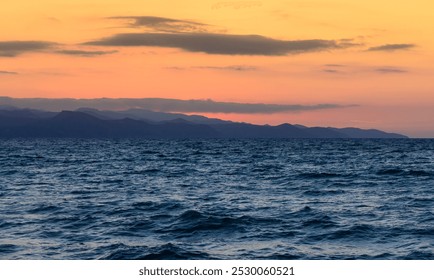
0;106;407;138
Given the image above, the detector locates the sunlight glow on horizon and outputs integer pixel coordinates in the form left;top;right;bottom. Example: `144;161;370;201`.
1;0;433;137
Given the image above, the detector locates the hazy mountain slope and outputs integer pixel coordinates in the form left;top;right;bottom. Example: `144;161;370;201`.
0;109;408;139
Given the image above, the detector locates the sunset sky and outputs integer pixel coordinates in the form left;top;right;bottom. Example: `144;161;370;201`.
1;0;433;137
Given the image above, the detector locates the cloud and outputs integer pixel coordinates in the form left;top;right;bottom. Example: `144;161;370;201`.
164;66;188;71
93;16;354;56
0;41;56;57
367;44;415;52
322;69;342;73
164;66;187;71
324;64;345;67
338;38;363;48
195;65;257;71
0;71;18;75
0;41;116;58
55;49;118;57
320;64;408;75
0;96;356;114
124;99;353;114
109;16;209;33
85;32;344;55
322;64;346;73
375;67;408;74
165;65;257;71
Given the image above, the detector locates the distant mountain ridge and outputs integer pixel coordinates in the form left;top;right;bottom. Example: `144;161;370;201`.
76;107;230;125
0;107;408;138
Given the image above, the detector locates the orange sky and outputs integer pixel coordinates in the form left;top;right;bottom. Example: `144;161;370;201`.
1;0;433;137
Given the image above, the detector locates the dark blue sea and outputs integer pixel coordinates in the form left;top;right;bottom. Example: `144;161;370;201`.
0;139;433;259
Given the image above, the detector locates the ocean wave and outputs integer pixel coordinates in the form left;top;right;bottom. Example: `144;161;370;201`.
157;210;278;235
302;215;338;229
402;251;434;260
0;244;20;255
376;168;432;176
101;243;210;260
1;138;433;259
27;204;62;214
303;189;345;196
299;172;342;179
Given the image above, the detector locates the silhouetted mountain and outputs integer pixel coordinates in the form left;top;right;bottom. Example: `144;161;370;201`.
0;108;53;119
331;127;406;139
0;111;219;138
0;108;56;128
76;107;230;124
302;127;347;138
0;108;408;139
212;123;313;138
0;105;18;110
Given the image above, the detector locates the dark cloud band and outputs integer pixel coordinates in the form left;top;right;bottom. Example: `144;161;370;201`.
140;99;353;113
367;44;415;52
375;67;407;73
0;41;55;57
324;64;346;67
55;49;118;57
110;16;208;32
0;71;18;75
85;32;342;55
0;96;356;114
193;65;256;71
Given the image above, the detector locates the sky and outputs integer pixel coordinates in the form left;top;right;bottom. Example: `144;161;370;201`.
0;0;433;137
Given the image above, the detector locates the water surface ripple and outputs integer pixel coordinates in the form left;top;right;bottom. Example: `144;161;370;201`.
0;139;433;259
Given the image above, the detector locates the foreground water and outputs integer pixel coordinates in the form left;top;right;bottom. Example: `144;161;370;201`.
0;139;433;259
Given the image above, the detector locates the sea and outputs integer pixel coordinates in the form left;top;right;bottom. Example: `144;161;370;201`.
0;138;433;260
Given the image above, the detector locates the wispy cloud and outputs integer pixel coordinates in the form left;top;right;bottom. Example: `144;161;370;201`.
0;96;357;114
320;64;408;75
375;67;408;74
367;44;415;52
84;16;360;56
0;71;18;75
85;32;345;56
109;16;209;33
322;64;346;74
338;38;363;48
131;99;354;114
55;49;118;57
0;41;56;57
0;41;116;58
194;65;257;71
166;65;257;71
164;66;187;71
322;69;342;73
